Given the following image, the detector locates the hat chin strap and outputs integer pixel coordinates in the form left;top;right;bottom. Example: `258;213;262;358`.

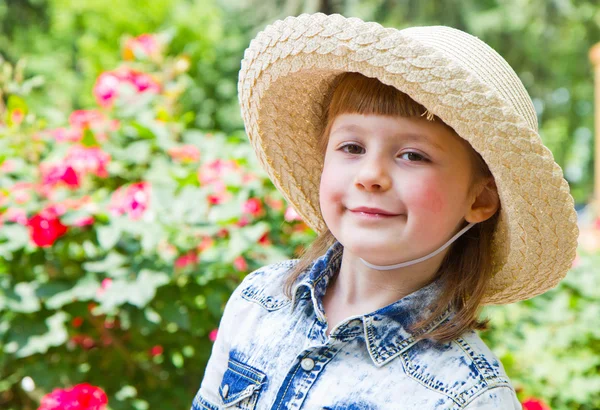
359;222;477;271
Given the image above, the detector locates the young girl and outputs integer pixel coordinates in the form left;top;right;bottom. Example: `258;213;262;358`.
191;13;579;410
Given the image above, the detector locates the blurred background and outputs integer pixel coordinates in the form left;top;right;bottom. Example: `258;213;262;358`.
1;0;599;409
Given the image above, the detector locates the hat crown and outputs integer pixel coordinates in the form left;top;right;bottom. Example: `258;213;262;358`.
401;25;538;131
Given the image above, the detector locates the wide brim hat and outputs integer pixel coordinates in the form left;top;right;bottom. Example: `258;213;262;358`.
237;13;579;305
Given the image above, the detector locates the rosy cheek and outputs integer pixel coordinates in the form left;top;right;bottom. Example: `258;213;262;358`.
413;185;445;214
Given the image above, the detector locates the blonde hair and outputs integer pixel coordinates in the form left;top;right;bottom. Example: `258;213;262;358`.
282;72;501;344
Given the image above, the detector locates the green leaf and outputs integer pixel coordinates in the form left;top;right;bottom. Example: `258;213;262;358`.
81;128;99;147
97;224;123;250
83;251;128;274
44;274;100;309
0;224;30;255
14;312;68;358
96;269;169;311
125;140;152;164
6;282;41;313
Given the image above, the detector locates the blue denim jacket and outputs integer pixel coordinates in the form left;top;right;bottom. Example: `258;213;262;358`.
191;241;521;409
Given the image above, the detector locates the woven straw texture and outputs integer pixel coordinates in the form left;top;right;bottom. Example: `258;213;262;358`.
238;13;579;305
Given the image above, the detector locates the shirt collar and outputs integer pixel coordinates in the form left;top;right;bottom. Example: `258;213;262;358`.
290;240;453;367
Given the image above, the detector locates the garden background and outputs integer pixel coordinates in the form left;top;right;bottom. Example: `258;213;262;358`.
1;0;600;409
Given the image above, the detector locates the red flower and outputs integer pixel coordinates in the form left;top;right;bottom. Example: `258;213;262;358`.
522;397;551;410
243;198;263;217
175;251;198;269
27;208;69;247
38;383;107;410
208;328;218;342
150;345;163;357
71;317;84;328
196;236;214;252
258;232;271;246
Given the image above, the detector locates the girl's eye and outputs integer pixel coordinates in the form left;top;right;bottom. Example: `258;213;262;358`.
340;144;365;155
399;152;427;162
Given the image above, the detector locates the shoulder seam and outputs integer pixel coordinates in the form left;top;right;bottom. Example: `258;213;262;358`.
461;384;516;409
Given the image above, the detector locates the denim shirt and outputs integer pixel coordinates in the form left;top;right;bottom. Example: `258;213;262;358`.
191;241;521;410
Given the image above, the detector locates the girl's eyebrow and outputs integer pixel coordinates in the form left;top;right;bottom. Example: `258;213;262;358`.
331;123;446;153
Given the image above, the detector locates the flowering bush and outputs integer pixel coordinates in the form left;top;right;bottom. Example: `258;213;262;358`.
0;33;314;410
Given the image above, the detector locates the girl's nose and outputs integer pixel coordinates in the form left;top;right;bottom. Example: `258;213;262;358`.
354;156;392;192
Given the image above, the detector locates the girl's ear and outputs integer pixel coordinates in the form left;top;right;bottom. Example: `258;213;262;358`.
465;177;500;223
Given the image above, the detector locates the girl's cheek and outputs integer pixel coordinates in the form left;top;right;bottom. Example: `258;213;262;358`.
410;183;445;215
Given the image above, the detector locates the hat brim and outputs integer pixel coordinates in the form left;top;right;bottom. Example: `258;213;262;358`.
238;13;579;304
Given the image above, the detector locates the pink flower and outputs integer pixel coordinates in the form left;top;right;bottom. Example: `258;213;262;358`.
10;182;36;204
175;251;198;269
522;398;551;410
72;216;95;227
123;34;161;61
69;110;106;130
236;215;249;227
92;68;160;107
284;206;302;222
48;127;84;143
243;198;263;217
93;72;121;107
198;159;240;185
27;208;69;248
0;159;16;173
265;196;284;211
38;383;108;410
10;108;24;126
233;256;248;272
96;278;112;297
127;71;160;93
109;182;151;220
41;164;80;189
65;146;111;178
168;145;201;163
2;207;28;225
208;329;218;342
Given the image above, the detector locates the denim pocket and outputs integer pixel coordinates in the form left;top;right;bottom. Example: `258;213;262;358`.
219;356;267;409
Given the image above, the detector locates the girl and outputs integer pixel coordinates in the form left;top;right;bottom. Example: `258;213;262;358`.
192;13;579;410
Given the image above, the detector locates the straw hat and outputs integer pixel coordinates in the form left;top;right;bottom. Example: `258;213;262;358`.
237;13;579;305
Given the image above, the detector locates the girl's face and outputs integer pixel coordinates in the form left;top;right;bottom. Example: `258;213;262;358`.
319;113;479;265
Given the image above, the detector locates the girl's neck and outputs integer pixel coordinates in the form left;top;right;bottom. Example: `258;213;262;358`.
325;246;447;314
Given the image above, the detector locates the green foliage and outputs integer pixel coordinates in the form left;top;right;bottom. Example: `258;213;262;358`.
0;34;314;410
481;248;600;410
